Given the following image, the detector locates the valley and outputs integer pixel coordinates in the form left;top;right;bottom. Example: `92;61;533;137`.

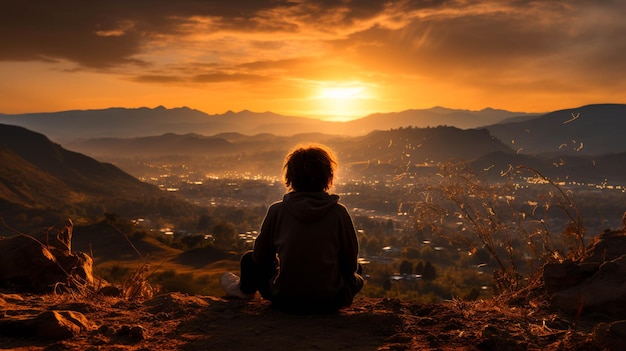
2;104;626;303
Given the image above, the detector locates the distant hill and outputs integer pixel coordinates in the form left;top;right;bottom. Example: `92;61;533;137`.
65;126;515;180
346;107;539;134
470;150;626;184
485;104;626;156
0;106;537;141
335;126;513;166
0;123;200;230
0;107;330;141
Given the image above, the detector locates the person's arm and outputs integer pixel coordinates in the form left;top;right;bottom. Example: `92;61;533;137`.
252;204;278;269
338;205;359;276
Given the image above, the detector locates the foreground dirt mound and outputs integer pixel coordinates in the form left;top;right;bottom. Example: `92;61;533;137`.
0;291;611;351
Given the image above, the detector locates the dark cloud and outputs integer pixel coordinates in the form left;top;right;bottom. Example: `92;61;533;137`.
191;72;270;83
1;0;625;92
131;70;270;85
131;75;185;84
329;0;626;88
0;0;294;67
0;0;463;69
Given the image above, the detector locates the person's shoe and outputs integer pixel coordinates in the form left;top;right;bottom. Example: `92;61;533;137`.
220;272;255;299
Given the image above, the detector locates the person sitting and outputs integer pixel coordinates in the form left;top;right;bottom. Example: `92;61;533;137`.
220;144;364;313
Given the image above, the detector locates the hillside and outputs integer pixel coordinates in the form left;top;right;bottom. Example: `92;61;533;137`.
485;104;626;155
348;106;538;132
0;124;156;194
470;150;626;184
0;123;201;231
337;126;513;165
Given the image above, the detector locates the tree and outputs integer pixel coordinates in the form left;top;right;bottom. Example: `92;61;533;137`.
422;261;437;281
404;247;420;259
180;234;207;250
399;259;413;275
213;221;237;249
382;279;392;291
197;214;212;231
415;261;424;275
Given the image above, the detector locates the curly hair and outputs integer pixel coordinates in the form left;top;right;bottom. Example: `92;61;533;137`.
283;144;337;192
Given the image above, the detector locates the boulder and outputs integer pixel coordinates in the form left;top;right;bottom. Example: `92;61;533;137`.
593;320;626;351
0;310;93;340
543;229;626;318
32;310;93;339
0;219;93;292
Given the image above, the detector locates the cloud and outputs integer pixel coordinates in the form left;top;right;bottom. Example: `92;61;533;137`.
1;0;625;104
0;0;294;67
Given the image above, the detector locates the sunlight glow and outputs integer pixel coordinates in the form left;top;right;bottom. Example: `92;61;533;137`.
312;83;373;121
318;87;364;99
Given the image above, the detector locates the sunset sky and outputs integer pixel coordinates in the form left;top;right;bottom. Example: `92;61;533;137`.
1;0;625;121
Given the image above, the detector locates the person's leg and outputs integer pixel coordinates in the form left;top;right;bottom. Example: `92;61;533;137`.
239;251;258;294
332;264;365;310
239;251;277;299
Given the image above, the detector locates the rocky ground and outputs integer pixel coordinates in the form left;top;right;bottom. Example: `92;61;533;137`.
2;221;626;350
0;289;620;351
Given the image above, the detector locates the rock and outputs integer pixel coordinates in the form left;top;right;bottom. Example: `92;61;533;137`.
593;320;626;351
0;310;92;340
543;260;596;294
585;229;626;263
552;254;626;317
0;219;94;292
117;324;146;340
32;310;93;339
543;229;626;318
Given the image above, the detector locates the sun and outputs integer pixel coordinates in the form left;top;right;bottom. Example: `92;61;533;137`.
312;83;372;121
319;86;364;99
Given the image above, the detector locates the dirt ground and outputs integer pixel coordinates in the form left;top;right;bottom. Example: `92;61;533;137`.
0;290;612;351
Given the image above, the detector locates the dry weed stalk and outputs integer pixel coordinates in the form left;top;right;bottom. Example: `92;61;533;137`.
412;161;586;295
103;221;157;300
122;263;154;300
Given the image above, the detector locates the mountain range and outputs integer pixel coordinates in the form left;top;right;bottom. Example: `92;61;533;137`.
0;105;537;141
1;103;624;156
1;103;625;231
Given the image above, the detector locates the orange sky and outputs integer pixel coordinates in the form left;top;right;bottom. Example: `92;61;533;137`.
1;1;625;120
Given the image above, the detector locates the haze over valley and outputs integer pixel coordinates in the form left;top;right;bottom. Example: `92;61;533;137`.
2;103;625;234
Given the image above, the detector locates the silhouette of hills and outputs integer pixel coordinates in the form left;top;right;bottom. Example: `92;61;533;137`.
62;116;626;185
485;104;626;155
470;150;626;183
0;123;200;228
337;126;513;165
3;104;623;157
0;105;537;141
63;126;516;180
347;107;538;133
72;126;513;166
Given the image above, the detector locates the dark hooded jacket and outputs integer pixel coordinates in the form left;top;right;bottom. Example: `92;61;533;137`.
252;191;363;310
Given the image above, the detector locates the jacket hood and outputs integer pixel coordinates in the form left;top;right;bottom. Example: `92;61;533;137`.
282;192;339;223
